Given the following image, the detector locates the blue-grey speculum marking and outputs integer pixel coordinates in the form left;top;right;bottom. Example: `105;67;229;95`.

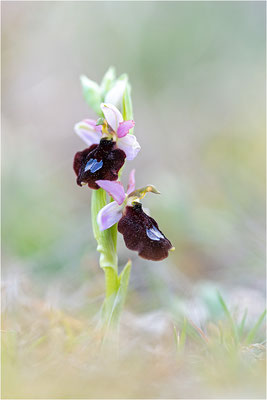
84;159;103;173
146;225;165;241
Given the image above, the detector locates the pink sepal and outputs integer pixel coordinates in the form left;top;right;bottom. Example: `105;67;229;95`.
117;134;141;161
97;201;123;231
74;119;102;146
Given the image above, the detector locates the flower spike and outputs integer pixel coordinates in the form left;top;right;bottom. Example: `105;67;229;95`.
73;68;175;332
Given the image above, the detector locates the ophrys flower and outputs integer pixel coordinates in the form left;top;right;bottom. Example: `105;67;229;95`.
96;171;174;261
73;104;140;189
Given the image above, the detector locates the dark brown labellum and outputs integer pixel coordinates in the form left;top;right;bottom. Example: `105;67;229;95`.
118;203;173;261
73;139;126;189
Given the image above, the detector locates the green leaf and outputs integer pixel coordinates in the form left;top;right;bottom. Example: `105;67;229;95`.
117;259;132;311
102;260;132;331
177;317;187;352
80;75;102;114
100;66;116;97
217;291;239;345
244;309;266;345
238;308;248;339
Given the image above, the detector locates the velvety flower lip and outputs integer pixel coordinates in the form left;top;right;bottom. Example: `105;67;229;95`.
96;173;174;261
74;104;140;161
73;139;126;189
118;203;173;261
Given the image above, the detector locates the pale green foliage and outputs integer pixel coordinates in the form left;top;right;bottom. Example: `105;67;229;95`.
100;66;116;95
80;75;102;114
244;309;267;345
80;67;130;117
101;260;132;336
2;289;266;399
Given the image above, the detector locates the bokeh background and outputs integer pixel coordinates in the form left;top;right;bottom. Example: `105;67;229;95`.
2;1;266;399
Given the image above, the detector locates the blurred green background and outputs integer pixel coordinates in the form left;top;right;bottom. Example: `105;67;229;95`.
2;1;265;316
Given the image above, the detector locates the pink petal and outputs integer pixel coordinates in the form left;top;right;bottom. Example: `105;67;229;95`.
96;180;126;205
74;119;102;146
117;120;135;138
127;169;136;195
97;201;123;231
104;79;127;108
101;103;123;132
117;134;141;161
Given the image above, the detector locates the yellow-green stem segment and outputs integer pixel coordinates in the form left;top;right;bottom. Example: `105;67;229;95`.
91;189;119;300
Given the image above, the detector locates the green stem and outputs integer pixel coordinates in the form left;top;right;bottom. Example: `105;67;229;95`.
91;189;132;330
91;189;118;299
104;267;118;298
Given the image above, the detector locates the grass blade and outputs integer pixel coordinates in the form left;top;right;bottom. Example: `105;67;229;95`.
217;291;239;345
244;309;266;345
238;308;248;339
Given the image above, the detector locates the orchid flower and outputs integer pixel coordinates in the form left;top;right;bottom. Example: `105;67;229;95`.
75;103;140;161
96;171;174;261
73;103;140;189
